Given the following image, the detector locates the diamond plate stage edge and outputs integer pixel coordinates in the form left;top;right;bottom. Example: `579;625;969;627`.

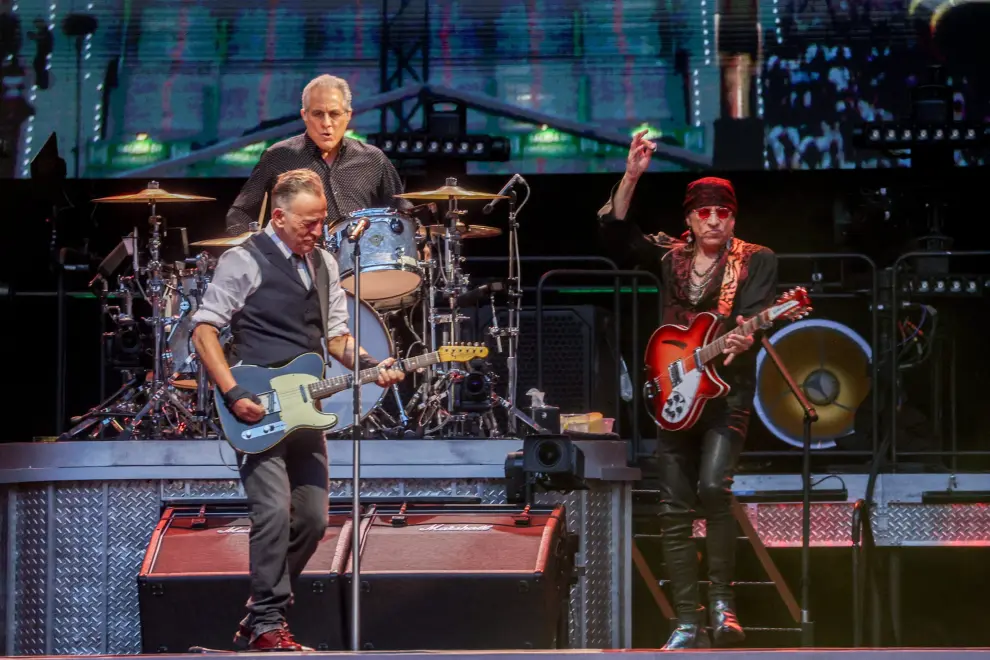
0;475;631;655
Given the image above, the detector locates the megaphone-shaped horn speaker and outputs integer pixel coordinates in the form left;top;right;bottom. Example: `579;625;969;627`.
754;319;872;449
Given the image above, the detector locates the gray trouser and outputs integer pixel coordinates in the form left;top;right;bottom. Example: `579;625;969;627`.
238;429;328;635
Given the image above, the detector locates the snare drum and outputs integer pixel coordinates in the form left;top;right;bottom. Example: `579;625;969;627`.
325;208;422;304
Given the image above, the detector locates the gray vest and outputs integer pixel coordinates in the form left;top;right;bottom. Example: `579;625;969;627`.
228;232;331;367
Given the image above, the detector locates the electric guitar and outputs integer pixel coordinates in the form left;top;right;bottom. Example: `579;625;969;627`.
643;287;811;432
216;344;489;454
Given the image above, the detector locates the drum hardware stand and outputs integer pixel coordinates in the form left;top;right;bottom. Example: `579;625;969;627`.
119;185;199;440
57;375;143;440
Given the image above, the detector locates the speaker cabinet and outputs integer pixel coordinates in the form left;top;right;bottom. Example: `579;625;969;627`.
343;504;575;650
137;504;350;653
469;305;618;416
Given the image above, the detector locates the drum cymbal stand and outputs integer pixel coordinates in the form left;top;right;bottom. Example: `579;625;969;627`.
405;227;449;432
119;190;199;439
190;251;221;437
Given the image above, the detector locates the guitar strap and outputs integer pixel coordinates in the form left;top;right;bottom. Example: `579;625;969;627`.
714;238;746;319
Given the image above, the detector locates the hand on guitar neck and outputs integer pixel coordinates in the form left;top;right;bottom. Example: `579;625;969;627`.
721;315;755;366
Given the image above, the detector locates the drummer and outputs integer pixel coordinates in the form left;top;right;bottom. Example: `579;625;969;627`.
226;74;410;236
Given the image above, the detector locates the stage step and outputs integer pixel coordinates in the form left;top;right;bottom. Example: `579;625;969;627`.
631;472;804;649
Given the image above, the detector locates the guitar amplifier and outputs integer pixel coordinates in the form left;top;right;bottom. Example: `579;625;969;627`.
137;504;350;653
343;503;576;650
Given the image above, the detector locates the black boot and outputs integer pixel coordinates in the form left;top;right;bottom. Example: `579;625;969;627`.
710;599;745;645
662;608;712;650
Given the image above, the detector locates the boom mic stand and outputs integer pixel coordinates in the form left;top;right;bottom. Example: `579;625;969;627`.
759;335;818;646
483;175;532;436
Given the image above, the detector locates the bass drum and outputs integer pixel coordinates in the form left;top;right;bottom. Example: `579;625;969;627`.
320;291;393;433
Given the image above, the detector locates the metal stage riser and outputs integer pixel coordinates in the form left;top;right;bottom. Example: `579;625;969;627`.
0;478;631;656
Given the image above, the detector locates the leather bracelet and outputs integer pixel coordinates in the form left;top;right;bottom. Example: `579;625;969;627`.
358;354;380;370
222;385;259;409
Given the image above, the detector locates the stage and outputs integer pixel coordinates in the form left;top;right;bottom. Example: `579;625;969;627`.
4;649;990;659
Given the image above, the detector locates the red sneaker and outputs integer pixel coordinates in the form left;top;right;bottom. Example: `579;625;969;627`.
249;628;312;652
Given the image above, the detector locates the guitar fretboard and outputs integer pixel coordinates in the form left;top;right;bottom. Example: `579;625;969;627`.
308;352;441;400
696;311;770;367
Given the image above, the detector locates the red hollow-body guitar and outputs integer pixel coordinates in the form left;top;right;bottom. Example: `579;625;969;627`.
643;287;811;432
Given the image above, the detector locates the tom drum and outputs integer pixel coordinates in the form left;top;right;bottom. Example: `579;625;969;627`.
325;208;422;304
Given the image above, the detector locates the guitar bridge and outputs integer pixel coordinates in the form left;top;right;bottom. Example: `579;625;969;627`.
668;360;683;387
256;391;281;415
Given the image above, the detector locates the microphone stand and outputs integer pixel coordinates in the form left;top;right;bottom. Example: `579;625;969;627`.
759;335;818;646
505;189;521;434
348;226;364;651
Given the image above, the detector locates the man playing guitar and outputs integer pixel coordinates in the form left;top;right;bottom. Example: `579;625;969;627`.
598;130;779;649
192;168;404;651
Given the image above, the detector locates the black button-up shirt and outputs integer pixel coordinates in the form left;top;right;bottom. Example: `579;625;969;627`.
225;133;410;235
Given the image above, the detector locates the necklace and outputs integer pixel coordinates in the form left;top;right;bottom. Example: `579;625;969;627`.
687;254;719;304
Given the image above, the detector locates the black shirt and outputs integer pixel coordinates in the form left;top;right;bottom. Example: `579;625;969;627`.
225;133;410;235
598;190;778;403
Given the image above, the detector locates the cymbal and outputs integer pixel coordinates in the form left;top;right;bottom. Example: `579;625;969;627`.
190;231;255;247
92;187;216;203
419;223;502;239
396;185;509;201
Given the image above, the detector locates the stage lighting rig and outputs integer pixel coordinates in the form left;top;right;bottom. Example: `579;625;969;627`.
852;123;988;151
852;65;989;161
904;274;990;297
366;133;511;161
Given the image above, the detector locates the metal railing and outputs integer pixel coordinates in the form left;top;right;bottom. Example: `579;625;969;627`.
889;250;990;467
536;268;663;462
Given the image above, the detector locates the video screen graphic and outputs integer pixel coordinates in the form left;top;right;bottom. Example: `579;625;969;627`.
0;0;985;178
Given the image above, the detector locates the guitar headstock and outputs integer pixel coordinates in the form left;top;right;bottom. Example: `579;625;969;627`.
768;286;812;323
437;343;490;363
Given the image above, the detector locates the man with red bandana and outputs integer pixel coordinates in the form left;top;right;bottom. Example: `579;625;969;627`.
598;130;778;649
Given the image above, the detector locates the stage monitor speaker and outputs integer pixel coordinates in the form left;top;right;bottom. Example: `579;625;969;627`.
138;504;350;653
343;504;575;650
754;318;872;449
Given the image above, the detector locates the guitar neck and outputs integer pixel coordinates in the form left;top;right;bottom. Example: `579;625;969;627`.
697;311;768;366
308;352;441;400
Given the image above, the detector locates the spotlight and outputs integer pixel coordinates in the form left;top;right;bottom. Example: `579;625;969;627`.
521;435;587;492
504;439;588;502
452;359;493;413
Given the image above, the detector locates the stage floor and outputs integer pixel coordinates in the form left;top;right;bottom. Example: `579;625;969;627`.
6;649;990;660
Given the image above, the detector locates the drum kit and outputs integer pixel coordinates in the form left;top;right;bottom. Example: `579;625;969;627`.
60;174;537;441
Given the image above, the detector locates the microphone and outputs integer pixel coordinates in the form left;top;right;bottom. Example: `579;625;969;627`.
348;217;371;241
455;281;505;308
482;173;525;215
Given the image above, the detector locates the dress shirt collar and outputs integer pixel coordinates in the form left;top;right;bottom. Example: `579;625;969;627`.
302;132;349;161
265;224;302;261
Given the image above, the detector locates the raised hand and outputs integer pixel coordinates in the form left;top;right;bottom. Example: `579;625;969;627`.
626;128;655;180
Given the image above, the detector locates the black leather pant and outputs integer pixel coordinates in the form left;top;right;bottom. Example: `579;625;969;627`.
655;401;747;620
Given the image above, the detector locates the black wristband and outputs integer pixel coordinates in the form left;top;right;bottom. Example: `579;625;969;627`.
358;355;380;370
223;385;259;409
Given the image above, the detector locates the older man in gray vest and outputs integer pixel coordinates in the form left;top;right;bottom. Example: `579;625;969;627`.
192;168;403;651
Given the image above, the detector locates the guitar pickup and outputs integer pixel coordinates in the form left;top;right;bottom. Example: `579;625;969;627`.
668;361;683;387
